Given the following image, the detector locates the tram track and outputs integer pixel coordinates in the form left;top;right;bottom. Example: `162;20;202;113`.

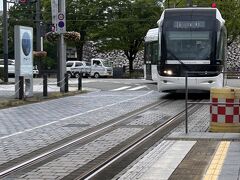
0;98;204;179
0;99;170;179
79;102;202;180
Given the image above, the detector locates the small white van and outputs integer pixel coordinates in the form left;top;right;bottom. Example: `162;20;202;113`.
67;59;113;78
91;58;113;78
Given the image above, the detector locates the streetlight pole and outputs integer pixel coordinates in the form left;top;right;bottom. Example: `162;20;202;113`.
3;0;8;83
58;0;66;92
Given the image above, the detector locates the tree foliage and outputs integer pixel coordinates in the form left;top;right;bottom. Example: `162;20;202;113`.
94;0;162;71
3;0;240;71
8;3;36;58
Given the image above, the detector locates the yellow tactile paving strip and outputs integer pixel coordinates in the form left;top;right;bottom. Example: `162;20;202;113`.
203;141;230;180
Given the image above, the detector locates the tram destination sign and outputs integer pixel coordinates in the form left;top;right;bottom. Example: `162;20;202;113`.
174;21;205;29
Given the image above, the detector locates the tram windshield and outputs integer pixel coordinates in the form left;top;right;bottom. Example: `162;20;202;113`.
162;18;214;62
165;31;211;60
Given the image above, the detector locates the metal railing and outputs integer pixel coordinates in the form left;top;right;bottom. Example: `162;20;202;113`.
185;71;240;133
0;73;84;101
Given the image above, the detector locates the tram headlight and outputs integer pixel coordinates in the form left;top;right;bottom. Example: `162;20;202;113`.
164;70;173;75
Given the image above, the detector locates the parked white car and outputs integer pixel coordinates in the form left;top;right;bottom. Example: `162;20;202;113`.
66;58;113;78
0;59;15;75
68;58;113;78
90;58;113;78
0;59;39;77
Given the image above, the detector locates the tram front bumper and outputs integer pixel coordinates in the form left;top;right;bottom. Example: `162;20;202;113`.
158;74;223;92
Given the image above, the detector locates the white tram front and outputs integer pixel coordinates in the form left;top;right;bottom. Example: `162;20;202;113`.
157;8;227;92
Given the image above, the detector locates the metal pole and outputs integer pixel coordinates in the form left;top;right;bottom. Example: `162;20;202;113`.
36;0;41;51
64;73;68;93
3;0;8;83
78;73;82;91
19;76;24;100
58;0;66;92
43;74;48;97
185;72;188;134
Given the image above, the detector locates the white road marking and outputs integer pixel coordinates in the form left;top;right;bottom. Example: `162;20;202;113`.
0;91;154;140
110;86;131;91
128;85;147;91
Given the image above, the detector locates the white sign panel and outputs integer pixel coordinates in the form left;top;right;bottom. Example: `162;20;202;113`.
57;12;66;33
14;26;33;76
51;0;58;24
51;0;58;32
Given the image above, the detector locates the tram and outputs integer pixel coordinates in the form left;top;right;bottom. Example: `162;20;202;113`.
157;8;227;92
144;28;158;81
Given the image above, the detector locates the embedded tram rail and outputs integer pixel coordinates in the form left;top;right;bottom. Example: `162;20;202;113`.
0;98;204;179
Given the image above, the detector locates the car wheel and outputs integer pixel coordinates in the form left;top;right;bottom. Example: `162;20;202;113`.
75;72;80;78
67;72;72;78
94;73;100;78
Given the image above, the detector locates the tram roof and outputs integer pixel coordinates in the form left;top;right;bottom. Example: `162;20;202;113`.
157;8;225;26
144;28;158;42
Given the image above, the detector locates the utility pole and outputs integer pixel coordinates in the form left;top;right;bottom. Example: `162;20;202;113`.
3;0;8;83
58;0;66;92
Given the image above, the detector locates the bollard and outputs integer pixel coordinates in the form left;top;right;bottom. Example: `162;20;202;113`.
43;74;48;97
19;76;24;100
78;73;82;91
64;73;69;93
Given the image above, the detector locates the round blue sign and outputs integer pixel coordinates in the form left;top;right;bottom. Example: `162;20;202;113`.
58;21;65;28
22;32;31;56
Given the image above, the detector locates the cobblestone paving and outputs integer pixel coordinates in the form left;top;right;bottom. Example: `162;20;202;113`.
5;128;142;180
0;91;162;165
127;100;185;126
173;104;209;133
114;103;210;179
114;141;175;179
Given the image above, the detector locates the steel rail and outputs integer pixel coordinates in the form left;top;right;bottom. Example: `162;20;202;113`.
80;102;202;180
0;99;170;178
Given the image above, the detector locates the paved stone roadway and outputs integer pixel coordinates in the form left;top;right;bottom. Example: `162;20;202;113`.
0;89;171;179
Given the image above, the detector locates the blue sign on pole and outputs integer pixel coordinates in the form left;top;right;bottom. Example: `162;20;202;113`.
57;12;66;33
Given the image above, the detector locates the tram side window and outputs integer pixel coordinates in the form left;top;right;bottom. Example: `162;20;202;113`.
217;29;226;62
144;43;151;64
152;42;158;64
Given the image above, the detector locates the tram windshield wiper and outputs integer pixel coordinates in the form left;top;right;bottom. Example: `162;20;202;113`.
166;50;190;71
167;50;187;67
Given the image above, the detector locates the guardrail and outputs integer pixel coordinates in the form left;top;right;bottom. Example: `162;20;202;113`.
185;71;240;133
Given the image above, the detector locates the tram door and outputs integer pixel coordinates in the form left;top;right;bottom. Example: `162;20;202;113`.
145;43;152;80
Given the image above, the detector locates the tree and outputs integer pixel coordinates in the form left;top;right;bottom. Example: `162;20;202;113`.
41;0;110;61
95;0;162;72
5;2;36;58
0;15;3;58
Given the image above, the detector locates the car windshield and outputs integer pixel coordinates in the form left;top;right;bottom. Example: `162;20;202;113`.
66;62;73;67
86;62;91;66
